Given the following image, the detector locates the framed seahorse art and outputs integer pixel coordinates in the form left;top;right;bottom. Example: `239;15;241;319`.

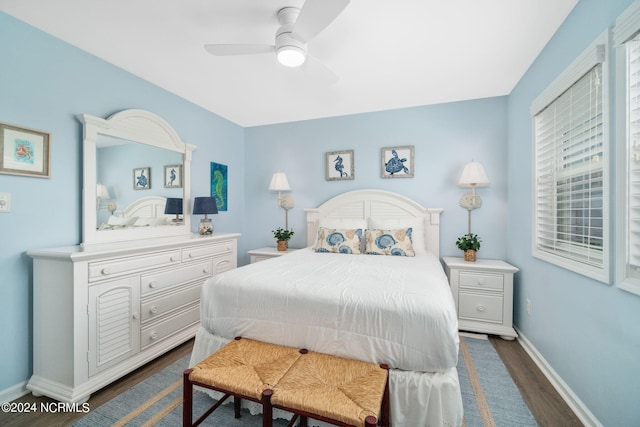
210;162;228;211
325;150;354;181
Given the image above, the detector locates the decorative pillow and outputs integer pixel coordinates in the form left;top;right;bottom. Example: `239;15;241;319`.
365;228;415;256
369;217;426;254
314;218;367;251
314;227;363;254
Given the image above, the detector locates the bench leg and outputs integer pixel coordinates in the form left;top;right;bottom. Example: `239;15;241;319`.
364;415;378;427
183;369;193;427
262;389;273;427
234;395;241;418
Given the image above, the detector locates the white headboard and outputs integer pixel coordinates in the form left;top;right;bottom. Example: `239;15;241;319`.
305;189;443;257
123;196;170;219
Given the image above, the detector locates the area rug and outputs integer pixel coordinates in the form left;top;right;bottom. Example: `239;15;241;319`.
72;335;537;427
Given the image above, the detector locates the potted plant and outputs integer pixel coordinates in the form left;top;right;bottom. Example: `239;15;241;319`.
456;233;481;262
272;227;295;251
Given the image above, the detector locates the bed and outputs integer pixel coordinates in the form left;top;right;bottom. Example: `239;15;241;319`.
189;189;463;426
98;196;173;229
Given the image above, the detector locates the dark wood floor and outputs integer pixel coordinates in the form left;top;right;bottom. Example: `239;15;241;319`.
1;337;583;427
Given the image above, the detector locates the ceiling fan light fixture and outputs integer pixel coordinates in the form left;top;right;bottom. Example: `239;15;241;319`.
277;45;306;67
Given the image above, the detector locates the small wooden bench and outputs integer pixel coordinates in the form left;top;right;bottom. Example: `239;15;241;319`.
183;337;390;427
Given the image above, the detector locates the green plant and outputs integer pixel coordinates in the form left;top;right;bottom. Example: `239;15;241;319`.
272;227;295;241
456;233;481;252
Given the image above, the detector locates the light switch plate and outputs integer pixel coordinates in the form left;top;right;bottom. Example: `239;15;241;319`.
0;193;11;212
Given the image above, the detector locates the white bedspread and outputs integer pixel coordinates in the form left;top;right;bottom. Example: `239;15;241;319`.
200;248;459;372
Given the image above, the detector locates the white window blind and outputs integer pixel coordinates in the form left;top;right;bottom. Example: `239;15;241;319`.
531;29;609;282
615;0;640;295
626;35;640;280
534;64;605;269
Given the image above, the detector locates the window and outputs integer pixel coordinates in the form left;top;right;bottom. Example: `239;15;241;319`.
615;0;640;296
532;30;610;283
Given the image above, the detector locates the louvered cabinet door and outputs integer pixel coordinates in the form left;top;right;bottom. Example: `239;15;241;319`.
88;276;140;376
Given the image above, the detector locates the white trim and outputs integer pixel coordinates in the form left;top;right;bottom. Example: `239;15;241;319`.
516;329;604;427
613;0;640;46
531;30;608;116
0;380;29;404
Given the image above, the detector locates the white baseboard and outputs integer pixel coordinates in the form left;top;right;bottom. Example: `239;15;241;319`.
0;381;29;403
515;328;603;427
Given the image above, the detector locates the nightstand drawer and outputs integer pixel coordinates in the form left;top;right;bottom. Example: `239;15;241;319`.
459;292;503;323
459;271;504;291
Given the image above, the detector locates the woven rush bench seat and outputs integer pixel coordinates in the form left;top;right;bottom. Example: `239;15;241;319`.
183;337;390;427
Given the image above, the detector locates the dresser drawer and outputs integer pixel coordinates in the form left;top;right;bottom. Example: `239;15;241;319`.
88;249;181;282
141;303;199;350
140;260;212;296
459;271;504;291
141;282;201;323
182;240;234;261
458;292;503;323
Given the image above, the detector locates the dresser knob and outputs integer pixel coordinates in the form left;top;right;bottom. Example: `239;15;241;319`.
478;279;485;285
101;268;111;275
203;267;210;274
149;281;158;288
477;305;485;312
150;332;158;340
170;256;178;262
132;313;139;320
150;306;158;314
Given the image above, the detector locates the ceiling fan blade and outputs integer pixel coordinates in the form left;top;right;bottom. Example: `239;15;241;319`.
293;0;350;43
204;44;274;56
302;54;339;85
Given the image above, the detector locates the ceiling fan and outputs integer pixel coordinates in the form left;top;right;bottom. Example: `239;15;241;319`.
204;0;350;79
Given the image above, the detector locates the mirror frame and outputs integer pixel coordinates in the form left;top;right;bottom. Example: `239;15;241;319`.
79;109;195;245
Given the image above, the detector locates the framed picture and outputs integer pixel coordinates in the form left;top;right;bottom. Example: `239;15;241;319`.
381;146;414;178
133;167;151;190
210;162;228;211
0;122;51;178
164;164;182;188
326;150;354;181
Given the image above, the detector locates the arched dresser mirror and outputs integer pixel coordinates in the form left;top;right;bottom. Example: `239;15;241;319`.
79;109;195;245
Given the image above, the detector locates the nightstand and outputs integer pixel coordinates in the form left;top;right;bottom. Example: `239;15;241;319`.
248;247;298;263
442;257;519;340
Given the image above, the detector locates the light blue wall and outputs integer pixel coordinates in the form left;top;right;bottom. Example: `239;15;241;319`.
507;0;640;426
0;12;245;393
243;98;509;265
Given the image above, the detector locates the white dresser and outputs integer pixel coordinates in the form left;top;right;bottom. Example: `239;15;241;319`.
442;257;519;340
27;232;239;403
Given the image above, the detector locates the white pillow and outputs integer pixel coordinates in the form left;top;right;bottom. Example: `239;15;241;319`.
107;215;137;227
368;216;427;254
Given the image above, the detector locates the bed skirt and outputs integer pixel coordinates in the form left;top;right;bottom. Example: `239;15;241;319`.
189;327;463;427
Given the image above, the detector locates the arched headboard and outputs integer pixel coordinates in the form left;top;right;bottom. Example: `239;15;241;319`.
305;189;443;257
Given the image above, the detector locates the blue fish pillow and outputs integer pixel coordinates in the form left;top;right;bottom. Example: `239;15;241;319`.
314;227;363;254
365;228;415;256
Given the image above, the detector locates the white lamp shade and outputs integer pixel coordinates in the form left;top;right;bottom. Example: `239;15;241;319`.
458;161;490;188
96;183;111;199
269;172;291;191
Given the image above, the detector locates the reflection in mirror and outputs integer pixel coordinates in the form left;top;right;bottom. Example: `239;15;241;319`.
79;109;195;245
95;135;183;229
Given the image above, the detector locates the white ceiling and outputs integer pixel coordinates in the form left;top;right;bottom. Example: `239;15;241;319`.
0;0;578;127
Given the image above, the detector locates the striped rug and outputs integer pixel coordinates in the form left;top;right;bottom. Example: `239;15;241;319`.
72;335;536;427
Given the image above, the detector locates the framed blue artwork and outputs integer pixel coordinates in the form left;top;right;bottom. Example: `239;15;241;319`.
210;162;228;211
